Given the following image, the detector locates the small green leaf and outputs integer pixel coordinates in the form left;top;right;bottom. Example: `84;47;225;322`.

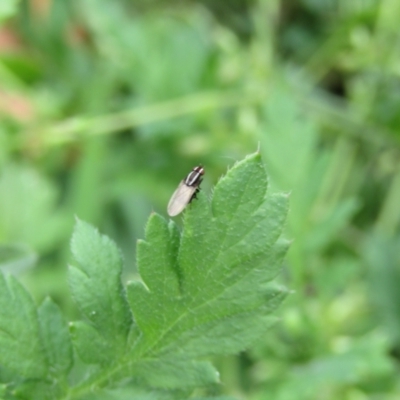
0;273;47;379
128;152;288;363
128;214;182;342
38;297;72;377
69;320;114;365
69;219;132;361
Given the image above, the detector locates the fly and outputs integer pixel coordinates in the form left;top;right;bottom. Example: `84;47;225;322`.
167;166;205;216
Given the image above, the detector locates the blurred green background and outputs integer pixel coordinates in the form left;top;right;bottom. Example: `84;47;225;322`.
1;0;400;398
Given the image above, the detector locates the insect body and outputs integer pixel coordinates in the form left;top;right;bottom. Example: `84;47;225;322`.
167;166;205;216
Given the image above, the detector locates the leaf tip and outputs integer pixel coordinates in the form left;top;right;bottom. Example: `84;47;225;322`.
72;216;93;233
72;215;87;234
41;296;53;307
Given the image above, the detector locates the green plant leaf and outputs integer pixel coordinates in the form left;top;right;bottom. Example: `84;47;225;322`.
66;152;288;397
0;273;47;379
127;151;288;374
69;219;132;363
38;297;73;377
69;320;117;365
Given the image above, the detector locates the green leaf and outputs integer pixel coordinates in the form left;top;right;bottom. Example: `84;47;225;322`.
38;297;72;377
0;273;47;379
128;151;288;364
69;219;132;362
69;320;115;365
68;152;288;396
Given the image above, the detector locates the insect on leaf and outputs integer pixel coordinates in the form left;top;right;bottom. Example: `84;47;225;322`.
65;151;289;397
127;151;289;372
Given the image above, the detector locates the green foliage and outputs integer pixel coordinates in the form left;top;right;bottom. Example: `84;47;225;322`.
1;0;400;398
0;153;288;399
128;154;288;360
0;274;47;379
69;218;132;365
266;333;394;400
38;298;72;377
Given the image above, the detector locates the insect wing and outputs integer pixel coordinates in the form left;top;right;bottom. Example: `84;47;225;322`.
167;181;197;216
